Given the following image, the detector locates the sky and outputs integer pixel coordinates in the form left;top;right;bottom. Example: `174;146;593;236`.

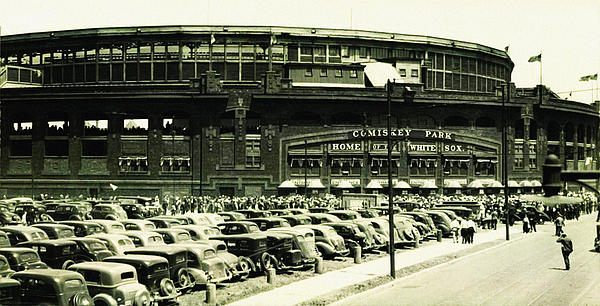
1;0;598;103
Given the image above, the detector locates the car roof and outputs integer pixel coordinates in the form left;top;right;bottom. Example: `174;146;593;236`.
126;245;187;255
19;239;77;247
0;247;40;254
125;231;162;238
13;268;85;283
32;224;74;229
247;217;288;222
1;226;47;234
153;228;188;234
70;261;136;275
104;254;168;266
88;233;131;240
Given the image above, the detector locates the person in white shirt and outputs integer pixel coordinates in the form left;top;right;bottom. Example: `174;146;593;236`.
450;219;460;243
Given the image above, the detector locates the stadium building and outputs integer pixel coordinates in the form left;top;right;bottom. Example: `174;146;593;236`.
0;26;598;197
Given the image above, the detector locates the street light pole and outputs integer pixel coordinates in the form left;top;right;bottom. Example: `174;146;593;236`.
304;139;308;197
501;84;510;241
387;79;396;278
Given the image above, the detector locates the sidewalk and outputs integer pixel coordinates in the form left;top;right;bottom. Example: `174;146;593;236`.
230;225;526;306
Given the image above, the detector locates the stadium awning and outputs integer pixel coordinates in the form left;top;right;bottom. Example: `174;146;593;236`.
364;62;401;87
365;180;383;189
334;180;355;189
394;180;412;189
278;180;297;189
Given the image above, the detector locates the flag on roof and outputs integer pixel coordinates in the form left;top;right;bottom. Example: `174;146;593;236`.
528;54;541;62
210;34;216;45
580;75;590;81
109;183;118;191
591;73;598;80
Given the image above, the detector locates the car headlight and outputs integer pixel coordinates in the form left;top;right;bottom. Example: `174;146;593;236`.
159;278;176;296
71;292;93;306
135;290;152;306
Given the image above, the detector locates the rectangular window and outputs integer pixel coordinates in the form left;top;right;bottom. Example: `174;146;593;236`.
514;143;524;169
320;68;327;77
399;69;407;77
305;68;313;77
10;140;32;156
335;69;342;78
411;69;419;77
82;140;107;156
350;69;357;78
300;46;313;62
245;137;261;168
45;140;69;156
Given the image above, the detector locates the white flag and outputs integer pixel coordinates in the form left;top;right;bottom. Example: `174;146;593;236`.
110;183;118;191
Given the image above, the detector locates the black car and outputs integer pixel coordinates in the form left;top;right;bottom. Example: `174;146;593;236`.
125;245;193;289
57;221;104;237
63;237;115;261
32;224;76;239
49;204;90;221
0;247;48;271
120;203;148;219
103;254;181;304
0;206;21;226
17;240;80;269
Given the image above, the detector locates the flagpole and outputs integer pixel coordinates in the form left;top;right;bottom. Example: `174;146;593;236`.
539;51;542;86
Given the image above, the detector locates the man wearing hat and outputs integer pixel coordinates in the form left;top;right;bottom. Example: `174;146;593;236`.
556;233;573;270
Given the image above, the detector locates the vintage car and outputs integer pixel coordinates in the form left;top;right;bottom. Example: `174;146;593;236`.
120;203;148;219
260;231;305;270
217;221;262;235
425;211;453;237
367;218;400;246
163;215;193;226
305;213;342;225
173;225;221;241
116;196;163;217
124;231;166;247
32;223;75;239
121;219;157;231
11;269;93;306
173;244;232;285
267;209;293;216
58;220;104;237
289;208;311;215
0;226;49;246
18;239;80;269
356;209;381;219
68;262;152;306
234;210;272;219
183;213;225;226
90;219;127;233
307;207;331;214
397;215;431;240
328;210;363;221
87;233;136;255
391;215;421;247
103;254;180;304
0;205;21;226
50;204;90;222
218;212;246;222
210;232;268;273
297;225;349;259
15;203;52;224
152;228;198;245
400;212;439;239
267;227;320;268
0;231;11;247
321;222;368;251
280;215;313;227
63;237;115;261
66;201;94;215
0;247;49;271
125;246;194;289
90;204;128;220
0;254;16;277
146;217;183;229
247;217;292;230
351;219;384;250
0;277;21;305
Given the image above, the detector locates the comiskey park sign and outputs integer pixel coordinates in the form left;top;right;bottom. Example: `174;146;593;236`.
349;128;455;141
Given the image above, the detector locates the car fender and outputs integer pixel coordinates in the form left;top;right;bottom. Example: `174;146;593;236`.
105;215;118;220
185;267;208;284
315;241;335;255
61;260;76;270
93;293;118;306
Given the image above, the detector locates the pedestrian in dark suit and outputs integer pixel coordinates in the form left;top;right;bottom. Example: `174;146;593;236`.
556;233;573;270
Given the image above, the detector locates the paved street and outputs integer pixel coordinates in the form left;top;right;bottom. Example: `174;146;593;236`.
337;214;600;306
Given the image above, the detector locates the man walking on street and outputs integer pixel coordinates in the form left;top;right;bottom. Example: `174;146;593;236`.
556;233;573;270
554;215;565;236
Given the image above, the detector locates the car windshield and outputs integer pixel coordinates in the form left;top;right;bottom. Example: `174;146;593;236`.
87;242;107;251
177;233;191;241
111;224;125;231
148;236;164;244
89;226;102;234
144;224;156;230
118;239;134;247
152;263;168;273
205;228;221;236
204;249;216;259
18;252;40;263
59;229;74;237
248;224;260;233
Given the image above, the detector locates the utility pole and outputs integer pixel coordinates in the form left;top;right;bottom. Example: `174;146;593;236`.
304;139;308;197
501;84;510;241
387;79;396;278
